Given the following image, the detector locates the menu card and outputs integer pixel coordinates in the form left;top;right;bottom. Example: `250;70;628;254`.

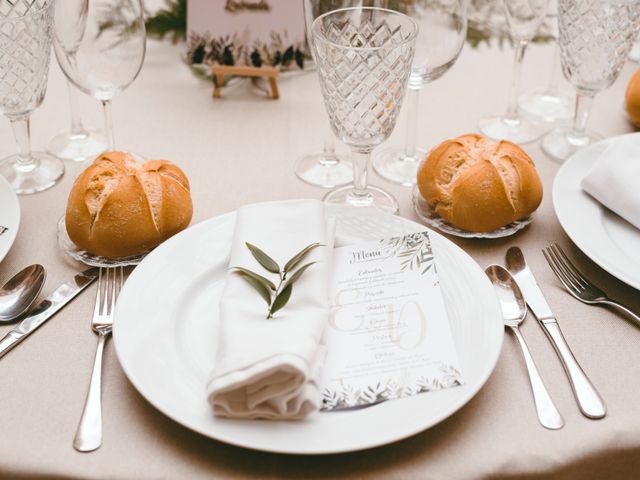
320;232;463;411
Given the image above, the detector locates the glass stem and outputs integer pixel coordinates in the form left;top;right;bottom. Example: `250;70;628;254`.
320;126;338;166
101;99;115;150
68;81;85;136
351;148;371;197
547;42;561;93
506;40;528;122
568;92;594;145
10;116;35;169
403;86;420;161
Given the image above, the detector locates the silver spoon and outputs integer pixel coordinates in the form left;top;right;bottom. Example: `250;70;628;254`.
486;264;564;430
0;265;46;323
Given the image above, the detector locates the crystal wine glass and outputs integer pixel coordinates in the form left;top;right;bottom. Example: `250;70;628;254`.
53;0;146;153
295;0;353;189
542;0;640;162
0;0;63;194
311;7;417;215
373;0;467;186
479;0;550;144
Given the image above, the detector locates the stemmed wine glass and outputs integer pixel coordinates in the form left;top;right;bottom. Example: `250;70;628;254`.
372;0;467;186
47;83;107;162
53;0;146;153
518;42;574;123
49;0;106;162
479;0;550;144
295;0;353;189
311;7;417;215
542;0;640;162
0;0;63;194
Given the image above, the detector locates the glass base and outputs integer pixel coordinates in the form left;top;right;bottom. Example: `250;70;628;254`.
294;151;352;188
0;152;64;194
372;146;427;186
541;127;603;163
478;114;545;144
47;128;107;163
323;185;399;216
518;89;574;123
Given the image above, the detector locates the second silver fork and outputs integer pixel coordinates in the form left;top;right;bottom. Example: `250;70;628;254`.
543;244;640;327
73;266;123;453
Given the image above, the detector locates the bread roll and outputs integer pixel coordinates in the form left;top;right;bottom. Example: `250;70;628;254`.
417;134;543;232
625;69;640;128
66;151;193;258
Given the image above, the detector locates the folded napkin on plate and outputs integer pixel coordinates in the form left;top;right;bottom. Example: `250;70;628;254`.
207;199;333;420
581;137;640;230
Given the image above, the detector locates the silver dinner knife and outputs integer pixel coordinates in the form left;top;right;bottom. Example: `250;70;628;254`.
506;247;606;419
0;267;99;359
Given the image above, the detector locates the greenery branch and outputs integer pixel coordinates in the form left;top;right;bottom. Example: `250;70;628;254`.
232;242;323;319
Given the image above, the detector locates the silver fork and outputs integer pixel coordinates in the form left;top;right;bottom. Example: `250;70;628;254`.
543;244;640;327
0;225;7;235
73;266;124;452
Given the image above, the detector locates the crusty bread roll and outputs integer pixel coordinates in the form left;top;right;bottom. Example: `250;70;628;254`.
66;151;193;258
417;134;543;232
625;69;640;128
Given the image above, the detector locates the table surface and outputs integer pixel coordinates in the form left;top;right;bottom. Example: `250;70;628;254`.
1;34;640;480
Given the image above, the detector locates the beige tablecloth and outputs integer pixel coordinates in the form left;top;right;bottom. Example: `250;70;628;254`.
1;37;640;480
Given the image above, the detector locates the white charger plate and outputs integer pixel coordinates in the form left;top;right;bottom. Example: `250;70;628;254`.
113;210;503;454
0;175;20;263
553;133;640;291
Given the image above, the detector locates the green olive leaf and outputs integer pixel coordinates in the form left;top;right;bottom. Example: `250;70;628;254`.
268;283;293;318
234;270;272;305
245;242;280;274
284;243;323;275
232;267;276;291
282;262;317;291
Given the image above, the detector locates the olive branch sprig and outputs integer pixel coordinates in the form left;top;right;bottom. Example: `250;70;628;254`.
232;242;323;319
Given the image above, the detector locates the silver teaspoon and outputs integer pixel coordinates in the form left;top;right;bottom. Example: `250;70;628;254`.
0;265;46;323
486;264;564;430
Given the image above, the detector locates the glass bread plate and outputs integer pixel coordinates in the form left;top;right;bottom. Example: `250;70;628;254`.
57;216;149;267
411;186;532;239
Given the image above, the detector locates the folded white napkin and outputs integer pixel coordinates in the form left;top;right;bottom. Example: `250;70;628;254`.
207;199;333;420
581;137;640;230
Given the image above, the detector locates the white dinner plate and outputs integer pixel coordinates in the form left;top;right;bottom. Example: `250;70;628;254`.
0;175;20;263
113;209;503;454
553;133;640;291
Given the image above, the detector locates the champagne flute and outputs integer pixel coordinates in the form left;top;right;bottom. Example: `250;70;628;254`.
542;0;640;162
0;0;63;194
478;0;550;144
295;0;353;189
312;7;417;215
373;0;467;186
53;0;146;152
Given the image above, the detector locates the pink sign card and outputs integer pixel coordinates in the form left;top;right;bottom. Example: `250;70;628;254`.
187;0;305;51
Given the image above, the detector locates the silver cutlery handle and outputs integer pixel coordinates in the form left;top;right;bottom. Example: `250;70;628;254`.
542;321;606;419
511;326;564;430
73;333;107;452
601;300;640;327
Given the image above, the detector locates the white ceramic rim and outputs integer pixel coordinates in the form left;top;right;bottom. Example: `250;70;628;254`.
0;175;20;263
552;132;640;291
